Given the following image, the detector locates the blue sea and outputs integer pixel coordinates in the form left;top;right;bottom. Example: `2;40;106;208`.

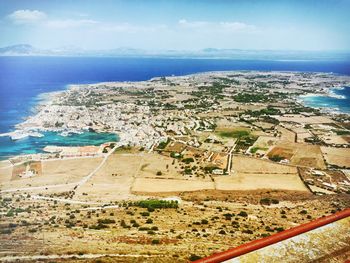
0;56;350;159
300;86;350;113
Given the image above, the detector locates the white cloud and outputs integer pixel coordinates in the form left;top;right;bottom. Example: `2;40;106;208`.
178;19;209;28
46;19;99;29
98;23;167;33
8;9;47;24
7;9;97;29
219;22;256;32
178;19;257;32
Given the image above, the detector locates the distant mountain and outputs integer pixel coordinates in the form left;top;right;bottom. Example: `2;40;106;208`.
0;44;38;55
0;44;349;60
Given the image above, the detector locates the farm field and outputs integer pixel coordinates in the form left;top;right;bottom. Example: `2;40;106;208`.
321;147;350;168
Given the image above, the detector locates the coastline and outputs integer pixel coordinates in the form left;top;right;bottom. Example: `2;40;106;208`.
1;70;350;160
298;86;350;115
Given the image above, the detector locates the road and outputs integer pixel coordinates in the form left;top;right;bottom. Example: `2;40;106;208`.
74;143;121;189
0;143;123;194
0;183;77;193
30;195;100;205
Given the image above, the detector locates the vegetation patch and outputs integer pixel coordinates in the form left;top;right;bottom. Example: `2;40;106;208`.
134;200;179;209
218;130;250;139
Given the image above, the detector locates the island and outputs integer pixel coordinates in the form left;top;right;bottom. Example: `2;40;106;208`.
1;71;350;262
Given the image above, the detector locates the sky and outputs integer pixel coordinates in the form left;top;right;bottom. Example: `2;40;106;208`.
0;0;349;51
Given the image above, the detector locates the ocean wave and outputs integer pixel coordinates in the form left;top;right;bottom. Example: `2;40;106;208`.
328;89;346;99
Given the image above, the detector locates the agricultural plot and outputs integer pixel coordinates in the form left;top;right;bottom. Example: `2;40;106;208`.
248;136;279;155
267;142;326;169
131;177;215;193
215;173;308;191
74;154;143;201
215;155;308;191
276;115;334;124
1;157;103;190
321;147;350;168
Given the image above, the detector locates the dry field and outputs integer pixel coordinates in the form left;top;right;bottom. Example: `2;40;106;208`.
132;155;306;193
0;157;103;191
252;121;276;130
214;120;250;130
276;126;296;142
249;136;279;155
215;173;308;191
267;142;326;169
0;161;13;184
42;157;103;184
132;177;215;193
276;115;334;124
216;155;308;192
74;154;143;202
163;141;186;153
12;161;42;179
320;135;349;145
321;147;350;168
199;141;229;152
233;156;297;174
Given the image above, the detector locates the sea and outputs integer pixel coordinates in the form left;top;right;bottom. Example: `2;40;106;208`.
299;86;350;113
0;56;350;159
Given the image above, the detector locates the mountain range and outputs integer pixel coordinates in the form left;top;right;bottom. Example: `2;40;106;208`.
0;44;349;60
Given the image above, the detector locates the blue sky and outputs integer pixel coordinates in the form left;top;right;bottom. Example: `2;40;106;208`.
0;0;349;51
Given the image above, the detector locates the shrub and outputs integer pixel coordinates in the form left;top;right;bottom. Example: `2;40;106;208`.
98;218;115;224
271;199;279;204
158;138;170;149
120;220;129;228
243;229;253;234
201;219;208;224
147;207;155;212
151;239;160;244
182;158;194;164
89;223;108;230
146;219;153;224
140;212;150;217
135;200;178;210
1;229;12;234
238;211;248;217
189;254;201;261
275;227;284;232
6;209;14;217
269;155;284;162
260;198;271;205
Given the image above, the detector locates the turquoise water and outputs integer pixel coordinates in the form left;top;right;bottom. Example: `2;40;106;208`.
300;86;350;113
0;131;118;160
